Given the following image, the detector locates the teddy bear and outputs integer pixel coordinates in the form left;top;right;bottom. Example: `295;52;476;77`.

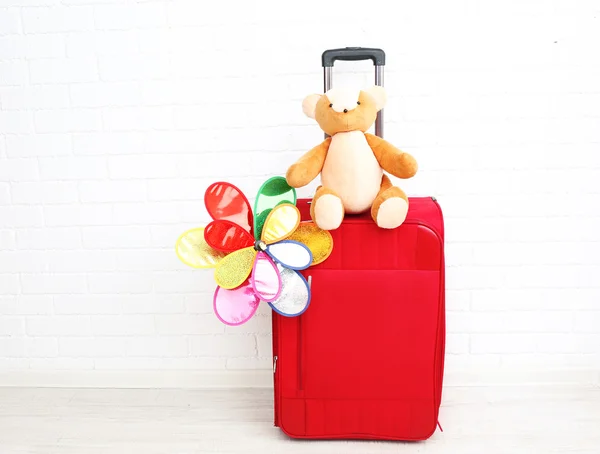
285;85;418;231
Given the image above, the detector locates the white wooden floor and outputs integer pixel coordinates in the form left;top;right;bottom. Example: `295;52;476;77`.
0;385;598;453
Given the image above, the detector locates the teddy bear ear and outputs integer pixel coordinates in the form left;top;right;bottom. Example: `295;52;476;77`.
302;94;322;119
364;85;387;111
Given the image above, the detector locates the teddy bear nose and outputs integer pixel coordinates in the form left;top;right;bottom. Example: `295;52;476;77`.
343;109;348;113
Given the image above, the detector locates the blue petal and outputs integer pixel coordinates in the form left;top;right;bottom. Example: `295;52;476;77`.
266;240;313;271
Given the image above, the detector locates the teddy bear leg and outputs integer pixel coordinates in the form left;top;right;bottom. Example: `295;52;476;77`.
310;185;345;231
371;175;409;229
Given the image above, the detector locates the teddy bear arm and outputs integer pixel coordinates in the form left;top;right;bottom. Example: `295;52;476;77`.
365;133;418;179
285;137;331;188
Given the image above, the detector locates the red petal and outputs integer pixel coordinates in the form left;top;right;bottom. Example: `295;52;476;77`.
204;220;254;253
204;182;253;234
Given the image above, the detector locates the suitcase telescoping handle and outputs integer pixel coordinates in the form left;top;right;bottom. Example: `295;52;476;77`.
321;47;386;138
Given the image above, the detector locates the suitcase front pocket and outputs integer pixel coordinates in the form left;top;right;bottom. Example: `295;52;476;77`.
299;268;441;401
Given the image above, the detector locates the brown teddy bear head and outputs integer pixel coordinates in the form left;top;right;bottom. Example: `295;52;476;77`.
302;86;386;136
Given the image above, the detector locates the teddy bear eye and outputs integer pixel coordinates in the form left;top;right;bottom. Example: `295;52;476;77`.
357;101;361;105
329;103;333;107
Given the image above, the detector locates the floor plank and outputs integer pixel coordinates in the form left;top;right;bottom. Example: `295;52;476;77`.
0;385;598;453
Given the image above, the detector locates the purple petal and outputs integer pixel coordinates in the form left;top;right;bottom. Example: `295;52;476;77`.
251;252;282;302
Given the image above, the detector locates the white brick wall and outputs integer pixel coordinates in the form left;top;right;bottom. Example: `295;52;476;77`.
0;0;599;386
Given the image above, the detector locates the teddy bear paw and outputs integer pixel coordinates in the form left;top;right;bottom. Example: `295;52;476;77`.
314;194;344;230
376;197;409;229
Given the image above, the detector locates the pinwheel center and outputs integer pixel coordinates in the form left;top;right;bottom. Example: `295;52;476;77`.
254;240;267;252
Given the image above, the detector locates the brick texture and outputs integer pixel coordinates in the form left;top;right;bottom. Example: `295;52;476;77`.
0;1;599;381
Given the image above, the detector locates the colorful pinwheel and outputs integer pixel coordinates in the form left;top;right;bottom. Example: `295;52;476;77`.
175;176;334;326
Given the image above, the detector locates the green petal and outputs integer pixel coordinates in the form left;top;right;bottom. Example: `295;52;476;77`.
253;176;296;239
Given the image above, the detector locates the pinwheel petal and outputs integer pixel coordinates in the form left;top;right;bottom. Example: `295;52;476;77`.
268;266;310;317
261;203;300;244
204;220;254;253
214;247;256;289
266;240;312;270
213;281;260;326
175;227;227;268
251;252;281;302
253;176;296;239
286;221;334;266
253;209;272;244
205;181;253;234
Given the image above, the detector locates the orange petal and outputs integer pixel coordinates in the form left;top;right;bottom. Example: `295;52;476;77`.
286;221;334;266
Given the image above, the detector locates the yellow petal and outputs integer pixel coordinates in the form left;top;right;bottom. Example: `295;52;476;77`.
175;227;227;269
214;247;256;289
287;222;334;266
261;203;300;244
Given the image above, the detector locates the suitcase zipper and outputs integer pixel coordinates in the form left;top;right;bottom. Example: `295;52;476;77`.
408;214;446;424
405;218;441;239
403;215;446;432
296;275;311;392
298;315;303;391
272;311;280;427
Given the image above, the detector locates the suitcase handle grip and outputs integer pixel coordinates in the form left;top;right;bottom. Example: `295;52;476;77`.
322;47;385;138
321;47;386;67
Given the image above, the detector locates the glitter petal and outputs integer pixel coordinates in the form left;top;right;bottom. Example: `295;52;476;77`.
213;281;260;326
266;240;312;270
214;247;256;289
251;252;282;302
204;181;253;234
204;220;254;253
175;227;227;269
268;265;310;317
253;176;296;239
261;203;301;244
286;221;334;266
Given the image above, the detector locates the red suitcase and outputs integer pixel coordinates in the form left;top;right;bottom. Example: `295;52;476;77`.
271;48;446;441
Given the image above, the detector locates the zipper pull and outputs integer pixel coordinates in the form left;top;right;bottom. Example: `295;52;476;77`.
273;355;278;374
